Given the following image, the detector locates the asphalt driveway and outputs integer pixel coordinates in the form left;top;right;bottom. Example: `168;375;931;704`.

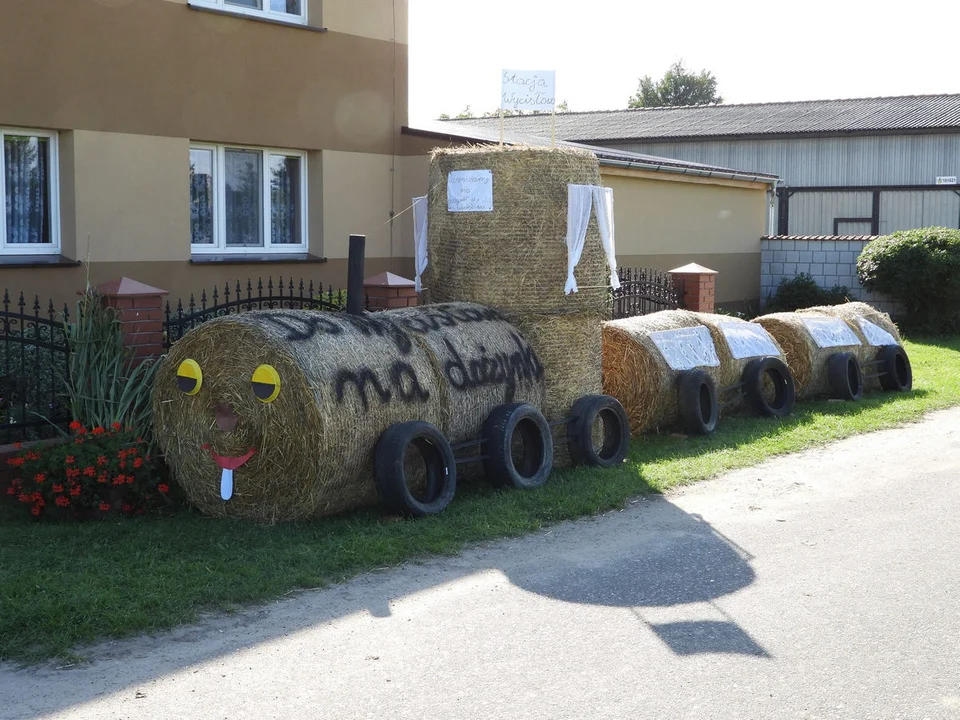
2;408;959;719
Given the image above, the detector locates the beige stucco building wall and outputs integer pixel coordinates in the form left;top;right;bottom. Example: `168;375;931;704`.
0;0;413;310
602;168;770;305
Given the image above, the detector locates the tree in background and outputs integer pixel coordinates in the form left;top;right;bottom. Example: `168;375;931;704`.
628;61;722;108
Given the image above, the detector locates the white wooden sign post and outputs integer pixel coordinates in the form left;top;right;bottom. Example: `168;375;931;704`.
500;69;556;145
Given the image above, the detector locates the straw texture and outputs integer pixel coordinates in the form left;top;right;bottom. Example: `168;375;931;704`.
752;312;861;399
153;303;545;522
797;302;902;392
602;310;721;434
425;145;610;316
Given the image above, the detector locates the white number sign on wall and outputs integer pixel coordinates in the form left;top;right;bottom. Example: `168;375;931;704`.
857;317;897;347
447;169;493;213
718;322;781;360
649;326;721;371
801;316;862;348
501;70;556;113
935;176;957;185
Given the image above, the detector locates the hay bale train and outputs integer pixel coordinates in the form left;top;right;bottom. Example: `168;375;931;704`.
153;144;914;523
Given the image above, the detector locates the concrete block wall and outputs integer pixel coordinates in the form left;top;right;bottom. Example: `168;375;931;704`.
760;238;899;314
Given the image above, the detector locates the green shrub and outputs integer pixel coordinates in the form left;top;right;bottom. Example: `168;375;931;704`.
766;273;850;312
857;227;960;333
58;291;160;433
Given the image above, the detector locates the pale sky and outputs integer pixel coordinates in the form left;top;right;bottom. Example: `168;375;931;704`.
408;0;960;124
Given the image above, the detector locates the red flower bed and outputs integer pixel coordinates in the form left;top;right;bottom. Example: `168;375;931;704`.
4;423;177;520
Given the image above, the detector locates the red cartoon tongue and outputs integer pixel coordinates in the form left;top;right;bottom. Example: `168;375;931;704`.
201;444;256;470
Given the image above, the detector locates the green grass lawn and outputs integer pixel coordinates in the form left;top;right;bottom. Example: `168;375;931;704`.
1;335;959;665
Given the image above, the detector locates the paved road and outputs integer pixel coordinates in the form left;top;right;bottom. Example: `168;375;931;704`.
3;408;960;719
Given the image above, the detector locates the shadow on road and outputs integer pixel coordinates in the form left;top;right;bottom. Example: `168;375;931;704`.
504;498;769;658
1;497;769;716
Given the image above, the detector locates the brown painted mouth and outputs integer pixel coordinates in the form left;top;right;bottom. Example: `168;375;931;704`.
201;444;256;470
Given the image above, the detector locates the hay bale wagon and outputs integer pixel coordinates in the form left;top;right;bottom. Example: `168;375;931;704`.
602;310;795;436
753;306;912;401
153;302;630;523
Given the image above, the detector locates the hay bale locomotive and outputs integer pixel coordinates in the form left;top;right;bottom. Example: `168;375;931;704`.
154;302;629;522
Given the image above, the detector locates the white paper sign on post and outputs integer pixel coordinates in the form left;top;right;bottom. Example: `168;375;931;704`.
648;326;721;371
857;317;897;347
718;322;782;360
801;316;862;348
447;169;493;213
501;70;556;113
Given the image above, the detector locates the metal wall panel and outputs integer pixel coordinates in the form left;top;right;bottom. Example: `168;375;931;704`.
878;190;960;233
617;134;960;187
789;192;873;235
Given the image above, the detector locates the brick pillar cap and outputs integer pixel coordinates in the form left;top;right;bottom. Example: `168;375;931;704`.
95;277;169;297
669;263;718;275
363;271;416;287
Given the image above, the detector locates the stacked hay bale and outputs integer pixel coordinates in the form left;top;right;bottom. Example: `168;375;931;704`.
752;312;863;399
153;303;546;522
425;145;610;460
602;310;722;434
797;302;902;392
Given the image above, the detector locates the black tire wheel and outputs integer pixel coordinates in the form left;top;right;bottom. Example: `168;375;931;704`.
374;421;456;517
741;357;796;418
878;344;913;392
566;394;631;468
482;403;554;490
828;352;863;401
677;369;719;435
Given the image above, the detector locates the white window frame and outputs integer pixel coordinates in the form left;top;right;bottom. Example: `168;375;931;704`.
188;0;307;25
0;128;60;256
190;144;309;255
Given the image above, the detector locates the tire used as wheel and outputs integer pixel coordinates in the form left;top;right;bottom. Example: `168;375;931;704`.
878;344;913;392
374;420;457;517
677;369;719;435
741;357;796;418
482;403;554;490
827;352;863;401
566;394;631;468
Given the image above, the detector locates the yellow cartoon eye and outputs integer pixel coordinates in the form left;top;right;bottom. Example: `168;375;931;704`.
177;359;203;396
251;364;281;403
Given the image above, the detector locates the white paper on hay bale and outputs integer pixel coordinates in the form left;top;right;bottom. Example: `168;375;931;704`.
800;316;863;349
857;317;898;346
648;326;721;371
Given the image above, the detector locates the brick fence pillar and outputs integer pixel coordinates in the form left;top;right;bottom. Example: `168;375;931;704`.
96;278;169;362
669;263;718;313
363;271;419;312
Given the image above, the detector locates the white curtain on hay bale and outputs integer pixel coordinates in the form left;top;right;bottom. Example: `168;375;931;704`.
592;185;620;291
565;184;620;295
412;196;428;292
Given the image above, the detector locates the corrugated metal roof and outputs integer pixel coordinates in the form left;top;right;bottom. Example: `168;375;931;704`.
444;94;960;142
403;121;779;181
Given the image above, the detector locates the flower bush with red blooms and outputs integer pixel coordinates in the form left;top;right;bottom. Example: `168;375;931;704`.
5;422;178;520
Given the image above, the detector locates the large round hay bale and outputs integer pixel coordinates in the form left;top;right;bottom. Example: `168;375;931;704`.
689;312;787;411
752;312;863;399
153;303;546;522
602;310;722;434
389;303;546;442
425;145;610;317
688;313;785;389
797;302;901;392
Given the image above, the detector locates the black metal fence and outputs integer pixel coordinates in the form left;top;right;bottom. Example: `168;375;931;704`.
0;291;71;444
164;277;349;347
611;266;683;319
